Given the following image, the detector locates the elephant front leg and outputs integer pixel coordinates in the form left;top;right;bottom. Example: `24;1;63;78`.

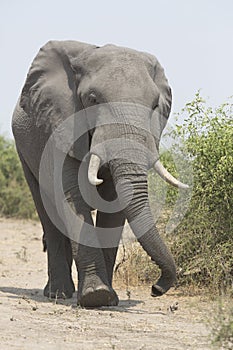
95;176;125;287
63;155;119;307
64;196;118;307
96;210;125;287
72;239;119;307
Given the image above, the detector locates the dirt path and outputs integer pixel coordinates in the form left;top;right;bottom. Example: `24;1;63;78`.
0;219;214;349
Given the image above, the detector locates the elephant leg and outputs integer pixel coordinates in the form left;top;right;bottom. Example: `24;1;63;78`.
19;154;75;299
42;220;75;299
62;155;118;307
96;211;125;287
96;178;126;287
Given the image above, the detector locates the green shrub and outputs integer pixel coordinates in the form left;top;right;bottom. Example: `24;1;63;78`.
148;151;179;208
0;135;37;219
168;93;233;293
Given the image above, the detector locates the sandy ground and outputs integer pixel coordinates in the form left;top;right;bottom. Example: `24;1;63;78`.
0;219;216;349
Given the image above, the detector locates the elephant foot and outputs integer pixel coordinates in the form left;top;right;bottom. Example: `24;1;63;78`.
44;278;75;299
77;277;119;307
151;274;176;297
151;284;165;297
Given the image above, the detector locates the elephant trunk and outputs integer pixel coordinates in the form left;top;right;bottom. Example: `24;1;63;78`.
88;120;179;295
109;159;177;296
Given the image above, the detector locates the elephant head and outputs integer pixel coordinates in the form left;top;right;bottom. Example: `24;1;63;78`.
71;44;188;189
19;40;189;296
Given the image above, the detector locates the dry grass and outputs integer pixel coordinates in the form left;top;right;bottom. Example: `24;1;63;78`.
114;241;160;288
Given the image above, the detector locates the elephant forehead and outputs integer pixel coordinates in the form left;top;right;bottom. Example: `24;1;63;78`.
78;45;159;106
89;59;156;101
85;46;153;75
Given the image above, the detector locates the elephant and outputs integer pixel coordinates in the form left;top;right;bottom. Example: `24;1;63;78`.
12;40;188;307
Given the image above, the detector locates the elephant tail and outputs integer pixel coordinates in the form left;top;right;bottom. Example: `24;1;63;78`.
42;233;47;252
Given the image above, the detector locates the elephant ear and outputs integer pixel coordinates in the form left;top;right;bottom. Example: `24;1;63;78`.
20;40;95;160
149;56;172;148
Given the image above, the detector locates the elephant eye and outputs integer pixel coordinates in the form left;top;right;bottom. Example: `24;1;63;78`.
89;92;98;104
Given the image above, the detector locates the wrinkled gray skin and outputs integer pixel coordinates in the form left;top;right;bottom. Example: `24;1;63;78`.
12;40;176;307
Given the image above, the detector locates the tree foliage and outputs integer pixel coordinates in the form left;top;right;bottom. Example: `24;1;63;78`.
0;136;36;218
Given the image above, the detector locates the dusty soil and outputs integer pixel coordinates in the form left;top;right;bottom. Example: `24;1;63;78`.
0;219;216;349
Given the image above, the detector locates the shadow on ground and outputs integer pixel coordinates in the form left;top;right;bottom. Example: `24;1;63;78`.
0;286;151;313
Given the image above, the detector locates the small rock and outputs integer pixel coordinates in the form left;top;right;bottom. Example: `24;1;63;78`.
168;302;179;313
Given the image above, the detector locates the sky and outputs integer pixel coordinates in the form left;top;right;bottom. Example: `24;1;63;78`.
1;0;232;138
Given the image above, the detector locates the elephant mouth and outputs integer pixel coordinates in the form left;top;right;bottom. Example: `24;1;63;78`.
88;153;189;190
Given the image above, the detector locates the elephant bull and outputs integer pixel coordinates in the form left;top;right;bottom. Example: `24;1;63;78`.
12;40;188;307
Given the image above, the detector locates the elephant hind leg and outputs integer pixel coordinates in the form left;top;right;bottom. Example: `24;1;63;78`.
19;154;75;299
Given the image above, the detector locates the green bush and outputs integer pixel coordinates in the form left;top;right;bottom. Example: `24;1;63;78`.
167;93;233;293
0;135;37;219
148;151;179;208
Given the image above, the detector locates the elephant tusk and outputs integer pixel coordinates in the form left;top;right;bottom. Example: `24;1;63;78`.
154;160;189;189
88;154;103;186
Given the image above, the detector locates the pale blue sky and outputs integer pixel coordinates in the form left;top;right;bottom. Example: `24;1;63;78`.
1;0;232;137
